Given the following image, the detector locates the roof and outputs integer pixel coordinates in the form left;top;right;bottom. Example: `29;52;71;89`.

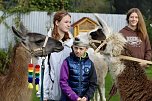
71;17;98;27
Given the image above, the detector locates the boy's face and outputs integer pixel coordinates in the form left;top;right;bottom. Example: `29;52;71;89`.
72;45;88;58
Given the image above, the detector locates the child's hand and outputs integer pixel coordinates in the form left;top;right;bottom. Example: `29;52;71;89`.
77;97;81;101
81;97;87;101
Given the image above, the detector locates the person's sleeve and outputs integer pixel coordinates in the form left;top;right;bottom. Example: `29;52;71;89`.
144;35;152;61
60;60;79;101
84;62;98;100
43;57;51;100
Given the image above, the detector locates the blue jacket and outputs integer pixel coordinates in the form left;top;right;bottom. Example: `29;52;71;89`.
60;52;97;101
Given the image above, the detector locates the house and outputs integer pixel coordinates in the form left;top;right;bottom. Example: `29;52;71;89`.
71;17;98;37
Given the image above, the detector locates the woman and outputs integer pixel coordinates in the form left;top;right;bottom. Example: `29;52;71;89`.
120;8;152;67
109;8;152;100
37;10;73;101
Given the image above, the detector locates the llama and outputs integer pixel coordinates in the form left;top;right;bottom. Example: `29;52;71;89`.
79;30;109;101
76;14;126;101
87;48;108;101
101;29;152;100
101;32;152;100
109;59;152;101
0;23;63;101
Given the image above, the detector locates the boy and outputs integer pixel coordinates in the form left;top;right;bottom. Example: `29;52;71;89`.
60;37;97;101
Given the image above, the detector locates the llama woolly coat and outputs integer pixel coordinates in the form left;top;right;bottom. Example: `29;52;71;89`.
117;60;152;101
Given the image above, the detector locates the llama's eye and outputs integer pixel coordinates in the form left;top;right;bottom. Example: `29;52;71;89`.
35;40;44;45
35;39;44;44
90;32;96;36
75;37;80;41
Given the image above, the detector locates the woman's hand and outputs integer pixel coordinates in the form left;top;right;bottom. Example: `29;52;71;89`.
139;62;147;68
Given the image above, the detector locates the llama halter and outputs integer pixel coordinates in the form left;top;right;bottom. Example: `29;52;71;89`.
21;35;50;57
89;34;113;53
89;33;152;64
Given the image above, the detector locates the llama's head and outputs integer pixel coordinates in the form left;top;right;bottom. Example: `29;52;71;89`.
77;14;126;56
12;22;64;57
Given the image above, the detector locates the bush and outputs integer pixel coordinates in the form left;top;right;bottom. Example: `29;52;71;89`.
145;19;152;46
0;43;13;75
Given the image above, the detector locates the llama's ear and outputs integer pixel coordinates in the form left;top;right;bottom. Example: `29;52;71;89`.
94;13;103;28
94;13;111;35
19;22;29;36
12;26;26;40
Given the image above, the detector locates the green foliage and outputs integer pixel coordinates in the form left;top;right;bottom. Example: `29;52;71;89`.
0;14;5;24
146;19;152;45
0;0;71;14
112;0;152;20
0;49;7;72
13;15;21;28
29;0;62;12
0;0;112;14
69;0;111;13
0;43;13;75
0;13;11;29
0;0;72;25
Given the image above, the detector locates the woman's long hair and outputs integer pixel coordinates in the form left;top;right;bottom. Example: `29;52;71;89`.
126;8;147;40
52;10;71;41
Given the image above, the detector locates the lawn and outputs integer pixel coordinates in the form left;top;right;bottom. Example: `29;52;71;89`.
32;65;152;101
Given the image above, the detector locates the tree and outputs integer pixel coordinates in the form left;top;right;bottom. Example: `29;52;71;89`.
69;0;111;13
0;0;71;13
113;0;152;20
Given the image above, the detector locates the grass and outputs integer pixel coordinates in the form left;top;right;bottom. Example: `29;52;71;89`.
105;73;120;101
32;65;152;101
32;86;40;101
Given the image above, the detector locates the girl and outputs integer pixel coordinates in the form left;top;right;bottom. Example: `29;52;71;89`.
41;10;73;101
120;8;152;68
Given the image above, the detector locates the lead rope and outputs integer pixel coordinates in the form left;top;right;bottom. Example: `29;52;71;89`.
40;27;52;101
45;27;55;89
47;53;54;90
40;56;46;101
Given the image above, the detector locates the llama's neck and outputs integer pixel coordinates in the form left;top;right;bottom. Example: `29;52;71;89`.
9;44;31;78
105;56;125;80
0;44;32;101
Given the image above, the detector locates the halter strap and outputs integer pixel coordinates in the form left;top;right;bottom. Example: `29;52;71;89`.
89;39;101;49
89;35;113;53
21;35;49;57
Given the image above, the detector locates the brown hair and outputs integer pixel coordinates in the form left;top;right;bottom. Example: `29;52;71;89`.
52;10;71;41
126;8;147;40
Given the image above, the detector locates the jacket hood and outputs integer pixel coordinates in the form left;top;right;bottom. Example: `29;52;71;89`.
63;31;74;47
123;26;136;32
